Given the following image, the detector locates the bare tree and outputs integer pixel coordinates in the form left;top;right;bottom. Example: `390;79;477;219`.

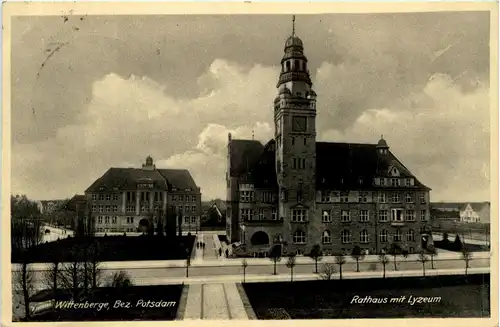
428;245;438;269
417;251;429;277
320;263;336;280
242;259;248;283
107;271;133;288
14;260;36;321
42;257;62;301
461;247;473;276
269;245;282;275
308;244;323;273
351;245;365;272
378;253;390;279
59;251;85;302
334;253;346;280
389;243;402;271
185;255;191;278
285;254;297;282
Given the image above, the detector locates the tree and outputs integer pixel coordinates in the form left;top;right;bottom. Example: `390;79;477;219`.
42;257;62;302
442;232;449;243
454;235;463;251
59;251;85;302
428;245;438;269
378;253;390;279
242;259;248;283
14;260;35;320
320;263;336;280
269;245;282;275
107;271;133;288
351;245;365;272
285;254;297;282
389;243;402;271
88;240;101;288
308;244;323;273
417;251;429;277
334;253;346;280
461;247;472;276
185;253;191;278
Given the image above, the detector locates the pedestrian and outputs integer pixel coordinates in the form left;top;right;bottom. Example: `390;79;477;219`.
203;242;206;249
219;248;222;257
225;248;229;257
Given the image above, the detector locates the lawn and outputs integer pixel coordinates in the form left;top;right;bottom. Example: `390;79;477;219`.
434;240;489;252
23;285;183;321
243;274;490;319
12;234;195;263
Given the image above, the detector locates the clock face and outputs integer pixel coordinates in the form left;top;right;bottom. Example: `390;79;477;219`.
292;116;307;132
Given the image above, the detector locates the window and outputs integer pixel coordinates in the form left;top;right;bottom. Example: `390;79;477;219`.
322;210;332;223
341;230;351;244
184;205;189;213
98;205;104;213
141;205;148;212
321;191;329;203
271;208;278;220
293;231;306;244
406;178;413;186
184;217;190;224
105;205;111;212
293;158;306;169
291;209;307;222
292;137;295;145
341;210;351;222
405;193;414;203
126;217;134;224
105;216;110;224
391;209;403;222
391;178;400;187
303;137;307;145
379;230;388;243
340;192;349;203
360;230;369;243
191;206;196;213
112;205;118;212
262;191;274;203
191;216;196;224
241;209;252;220
126;205;135;213
420;193;426;203
113;194;119;201
378;192;386;203
359;192;368;203
360;210;369;222
112;216;117;224
106;194;111;201
391;193;401;203
322;230;331;244
98;216;103;224
378;210;388;222
393;230;402;242
126;192;136;203
405;210;415;221
91;204;97;212
380;178;386;186
172;195;177;201
420;210;427;221
179;195;184;202
258;209;264;220
240;191;254;202
99;194;105;201
406;229;415;242
92;194;98;201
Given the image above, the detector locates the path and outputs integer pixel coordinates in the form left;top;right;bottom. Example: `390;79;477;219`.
180;283;248;319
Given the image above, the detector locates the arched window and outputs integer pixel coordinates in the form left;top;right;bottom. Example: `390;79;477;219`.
393;229;402;242
285;61;291;72
406;229;415;242
341;230;351;244
322;230;331;244
379;229;388;243
293;230;306;244
360;229;369;243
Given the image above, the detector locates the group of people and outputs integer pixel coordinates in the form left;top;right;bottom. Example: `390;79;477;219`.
196;241;206;249
217;247;230;258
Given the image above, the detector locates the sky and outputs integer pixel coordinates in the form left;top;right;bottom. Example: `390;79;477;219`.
11;12;491;202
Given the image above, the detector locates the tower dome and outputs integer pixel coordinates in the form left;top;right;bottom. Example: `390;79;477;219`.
285;35;303;49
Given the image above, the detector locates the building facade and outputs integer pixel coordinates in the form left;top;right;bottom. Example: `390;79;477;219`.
226;25;432;257
83;156;202;234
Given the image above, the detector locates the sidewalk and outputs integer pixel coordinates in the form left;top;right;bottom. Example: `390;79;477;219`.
14;250;491;271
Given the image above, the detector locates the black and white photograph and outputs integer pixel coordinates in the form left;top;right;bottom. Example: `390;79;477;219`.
2;2;498;325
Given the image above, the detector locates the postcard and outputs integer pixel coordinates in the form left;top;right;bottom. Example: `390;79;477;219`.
1;2;498;327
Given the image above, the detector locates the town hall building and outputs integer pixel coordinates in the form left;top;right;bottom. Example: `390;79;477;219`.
226;20;432;257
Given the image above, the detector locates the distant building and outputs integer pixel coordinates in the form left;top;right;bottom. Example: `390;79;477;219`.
38;200;66;215
430;202;490;224
83;156;202;235
226;23;432;257
202;201;226;224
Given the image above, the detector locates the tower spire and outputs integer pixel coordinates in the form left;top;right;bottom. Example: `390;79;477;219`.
292;15;296;36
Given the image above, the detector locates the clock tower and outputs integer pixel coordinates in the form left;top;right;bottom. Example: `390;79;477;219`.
274;16;318;254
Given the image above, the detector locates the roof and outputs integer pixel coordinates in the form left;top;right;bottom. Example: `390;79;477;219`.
229;139;430;190
61;195;87;211
85;167;199;193
468;202;490;212
431;202;490;212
